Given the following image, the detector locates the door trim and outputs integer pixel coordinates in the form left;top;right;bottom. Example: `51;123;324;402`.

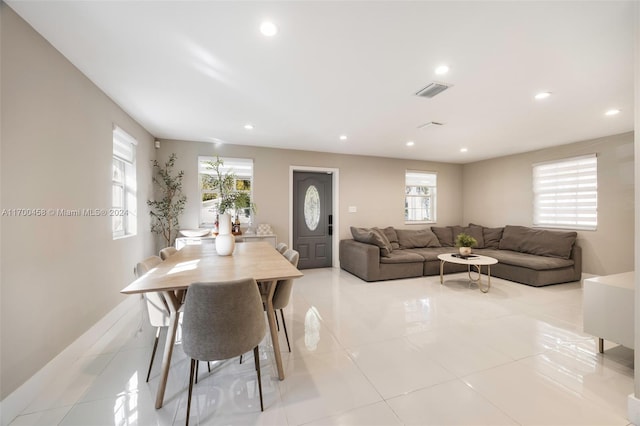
289;166;339;268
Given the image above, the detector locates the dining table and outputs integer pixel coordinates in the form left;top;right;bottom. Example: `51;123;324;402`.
120;241;304;409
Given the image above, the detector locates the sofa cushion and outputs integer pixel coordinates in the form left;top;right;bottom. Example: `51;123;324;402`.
378;226;400;250
476;249;574;270
450;225;485;248
350;226;393;257
469;223;505;249
380;250;426;264
431;227;453;247
498;225;577;259
396;228;441;249
405;247;457;262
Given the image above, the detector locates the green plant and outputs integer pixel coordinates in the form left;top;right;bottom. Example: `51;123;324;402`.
148;153;186;247
203;156;256;216
455;232;478;248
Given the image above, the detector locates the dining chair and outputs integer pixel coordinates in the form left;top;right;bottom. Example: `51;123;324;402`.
266;248;299;352
182;278;266;425
159;246;178;260
276;242;288;254
135;255;171;382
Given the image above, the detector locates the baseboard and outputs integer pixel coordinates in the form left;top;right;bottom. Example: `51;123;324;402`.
0;296;140;426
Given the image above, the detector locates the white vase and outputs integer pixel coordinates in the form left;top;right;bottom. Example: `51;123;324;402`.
215;213;235;256
459;246;472;256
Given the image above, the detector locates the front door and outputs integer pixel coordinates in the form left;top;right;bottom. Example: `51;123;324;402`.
293;171;333;269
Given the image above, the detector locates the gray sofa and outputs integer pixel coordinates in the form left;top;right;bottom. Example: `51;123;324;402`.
339;224;582;287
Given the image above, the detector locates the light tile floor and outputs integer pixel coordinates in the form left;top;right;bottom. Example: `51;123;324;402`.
9;268;634;425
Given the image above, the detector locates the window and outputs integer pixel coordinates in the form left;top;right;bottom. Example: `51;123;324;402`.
405;171;437;223
198;156;254;226
112;126;137;238
533;154;597;230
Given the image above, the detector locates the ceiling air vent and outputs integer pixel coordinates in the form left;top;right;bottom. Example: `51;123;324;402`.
415;82;452;98
417;121;444;129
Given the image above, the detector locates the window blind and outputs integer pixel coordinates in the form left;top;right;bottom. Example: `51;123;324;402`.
113;125;137;163
532;154;597;230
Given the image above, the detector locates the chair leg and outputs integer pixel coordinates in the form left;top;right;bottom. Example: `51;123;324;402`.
280;309;291;353
253;346;264;411
195;361;199;384
146;327;161;382
239;354;243;364
207;362;211;373
186;359;196;426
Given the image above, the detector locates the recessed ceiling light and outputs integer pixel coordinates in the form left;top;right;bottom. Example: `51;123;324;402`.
534;92;552;100
406;141;415;147
460;148;468;153
260;21;278;37
435;65;450;75
244;124;254;130
605;109;621;116
339;135;347;141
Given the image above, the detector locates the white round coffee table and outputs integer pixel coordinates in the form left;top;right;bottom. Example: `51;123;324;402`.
437;253;498;293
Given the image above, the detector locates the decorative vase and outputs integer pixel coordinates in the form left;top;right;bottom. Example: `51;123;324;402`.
215;213;235;256
459;246;472;256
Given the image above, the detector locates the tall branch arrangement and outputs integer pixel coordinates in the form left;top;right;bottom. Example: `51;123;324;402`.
204;156;255;215
148;153;186;247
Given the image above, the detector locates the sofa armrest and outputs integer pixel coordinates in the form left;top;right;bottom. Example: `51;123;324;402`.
339;239;381;281
570;244;582;281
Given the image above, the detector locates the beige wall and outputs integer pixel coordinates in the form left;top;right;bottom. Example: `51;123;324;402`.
157;140;464;248
0;5;156;399
462;132;635;276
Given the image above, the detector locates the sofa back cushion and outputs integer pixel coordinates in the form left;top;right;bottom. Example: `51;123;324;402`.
482;226;504;249
431;227;453;247
450;225;485;248
499;225;577;259
379;226;400;250
396;228;441;249
350;226;393;257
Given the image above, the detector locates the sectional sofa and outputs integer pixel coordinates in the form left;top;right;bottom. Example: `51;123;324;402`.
339;224;582;287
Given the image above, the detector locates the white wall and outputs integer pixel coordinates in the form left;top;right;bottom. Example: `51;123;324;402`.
156;139;465;248
0;4;155;399
462;132;635;276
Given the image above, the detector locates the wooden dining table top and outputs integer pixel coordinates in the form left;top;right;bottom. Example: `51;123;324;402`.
121;242;304;295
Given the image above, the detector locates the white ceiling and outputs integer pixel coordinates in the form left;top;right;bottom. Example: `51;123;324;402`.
7;1;635;164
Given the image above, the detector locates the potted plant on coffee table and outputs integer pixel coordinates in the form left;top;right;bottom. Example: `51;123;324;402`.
455;233;478;256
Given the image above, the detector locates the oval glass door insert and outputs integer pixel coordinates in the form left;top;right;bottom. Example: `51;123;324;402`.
304;185;321;231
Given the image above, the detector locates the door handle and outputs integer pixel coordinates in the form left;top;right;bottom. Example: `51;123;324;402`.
328;225;333;235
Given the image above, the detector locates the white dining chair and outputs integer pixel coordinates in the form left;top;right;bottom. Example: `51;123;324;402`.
159;246;178;260
135;255;171;382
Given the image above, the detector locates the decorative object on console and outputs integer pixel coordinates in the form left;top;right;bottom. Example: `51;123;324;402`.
179;229;211;238
455;232;478;256
257;223;272;236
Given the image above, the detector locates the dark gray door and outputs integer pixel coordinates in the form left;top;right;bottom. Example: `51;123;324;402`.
293;171;333;269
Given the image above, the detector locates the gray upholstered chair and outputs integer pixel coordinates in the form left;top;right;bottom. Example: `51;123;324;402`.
182;278;266;425
159;246;178;260
266;249;299;352
276;242;288;254
135;256;170;382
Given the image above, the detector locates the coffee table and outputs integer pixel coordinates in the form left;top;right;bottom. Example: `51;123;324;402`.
437;253;498;293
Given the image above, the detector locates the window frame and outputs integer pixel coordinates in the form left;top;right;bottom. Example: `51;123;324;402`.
198;156;254;227
112;125;137;239
404;170;437;225
532;153;597;231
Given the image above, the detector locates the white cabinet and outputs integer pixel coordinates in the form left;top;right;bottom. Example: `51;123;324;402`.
583;271;635;351
175;234;277;250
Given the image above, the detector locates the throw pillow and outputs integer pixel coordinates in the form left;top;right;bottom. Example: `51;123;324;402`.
380;226;400;250
431;226;453;247
396;228;441;249
350;226;392;257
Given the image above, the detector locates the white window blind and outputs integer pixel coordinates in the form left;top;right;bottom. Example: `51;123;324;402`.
112;125;137;238
532;154;597;230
